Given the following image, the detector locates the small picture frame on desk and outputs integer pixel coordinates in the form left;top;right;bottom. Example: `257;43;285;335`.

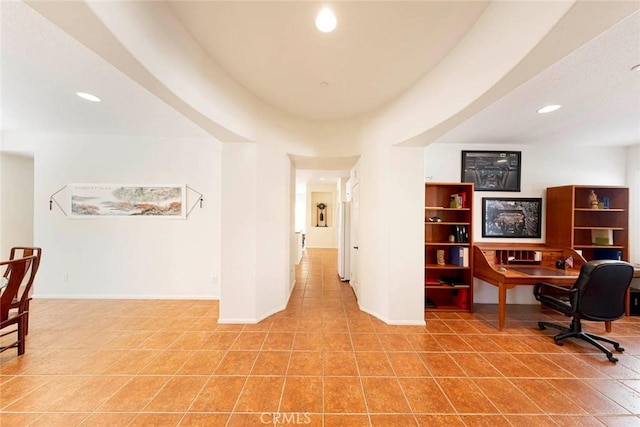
461;151;521;191
482;197;542;238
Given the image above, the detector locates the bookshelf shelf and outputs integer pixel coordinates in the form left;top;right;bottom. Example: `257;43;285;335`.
424;182;474;312
424;221;471;225
425;242;470;247
574;226;624;230
425;263;469;269
574;244;625;249
425;207;472;211
574;208;625;212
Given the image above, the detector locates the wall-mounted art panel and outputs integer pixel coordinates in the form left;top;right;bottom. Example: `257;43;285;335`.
69;184;185;218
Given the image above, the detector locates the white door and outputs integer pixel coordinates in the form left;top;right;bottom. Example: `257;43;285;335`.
350;183;360;299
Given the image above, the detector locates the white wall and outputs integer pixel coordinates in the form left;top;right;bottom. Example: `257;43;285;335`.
294;189;306;233
255;142;292;319
221;142;257;320
220;141;292;323
4;133;221;299
425;143;629;304
387;146;426;323
354;143;425;325
0;153;34;259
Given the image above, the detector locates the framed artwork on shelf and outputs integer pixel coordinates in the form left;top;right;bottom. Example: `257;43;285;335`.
461;150;521;191
482;197;542;238
69;184;186;218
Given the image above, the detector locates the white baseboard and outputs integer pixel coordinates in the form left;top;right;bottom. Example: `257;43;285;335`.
32;293;220;300
359;305;426;326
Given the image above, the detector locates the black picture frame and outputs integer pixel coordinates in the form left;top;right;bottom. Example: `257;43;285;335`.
482;197;542;238
461;151;521;191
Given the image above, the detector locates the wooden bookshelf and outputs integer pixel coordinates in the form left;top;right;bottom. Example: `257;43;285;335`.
424;182;474;312
546;185;629;262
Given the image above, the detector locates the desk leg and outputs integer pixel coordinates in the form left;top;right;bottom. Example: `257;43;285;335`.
498;283;506;331
605;321;612;333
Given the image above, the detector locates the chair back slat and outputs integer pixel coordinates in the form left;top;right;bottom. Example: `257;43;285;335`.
0;256;35;322
4;247;42;311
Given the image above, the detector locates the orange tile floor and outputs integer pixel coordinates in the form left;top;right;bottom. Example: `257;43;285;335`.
1;248;640;426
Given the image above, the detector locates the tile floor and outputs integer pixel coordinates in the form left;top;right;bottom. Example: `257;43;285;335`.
1;248;640;426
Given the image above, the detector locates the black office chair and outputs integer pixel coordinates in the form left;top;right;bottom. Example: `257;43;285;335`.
533;259;634;362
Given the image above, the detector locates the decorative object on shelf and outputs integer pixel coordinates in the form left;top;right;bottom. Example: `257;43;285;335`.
316;202;328;227
428;216;442;222
481;197;542;238
450;193;466;208
436;250;445;265
449;234;456;243
461;150;521;192
49;184;204;218
589;190;598;209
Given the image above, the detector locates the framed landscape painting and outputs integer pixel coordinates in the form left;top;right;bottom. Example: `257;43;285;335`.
69;184;186;218
461;151;521;191
482;197;542;238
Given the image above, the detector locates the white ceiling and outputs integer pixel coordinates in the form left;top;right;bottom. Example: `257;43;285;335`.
432;9;640;147
167;1;489;121
0;1;210;138
1;1;639;180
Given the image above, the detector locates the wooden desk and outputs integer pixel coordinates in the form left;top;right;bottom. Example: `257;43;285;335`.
473;243;585;330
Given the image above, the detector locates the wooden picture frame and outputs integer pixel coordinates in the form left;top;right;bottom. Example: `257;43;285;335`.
461;151;521;191
482;197;542;238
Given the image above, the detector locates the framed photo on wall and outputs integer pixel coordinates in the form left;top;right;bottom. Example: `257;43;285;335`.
461;151;521;191
482;197;542;238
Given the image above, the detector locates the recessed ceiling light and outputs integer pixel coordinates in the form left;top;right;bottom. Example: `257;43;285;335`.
320;177;326;181
76;92;101;102
632;64;640;71
315;7;337;33
320;81;329;88
537;104;561;114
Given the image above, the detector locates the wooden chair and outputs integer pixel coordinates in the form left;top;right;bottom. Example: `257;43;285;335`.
4;247;42;334
1;255;37;355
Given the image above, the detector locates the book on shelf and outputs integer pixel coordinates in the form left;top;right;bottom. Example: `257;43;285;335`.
591;229;614;246
452;225;469;243
453;288;469;309
449;246;469;267
593;248;622;260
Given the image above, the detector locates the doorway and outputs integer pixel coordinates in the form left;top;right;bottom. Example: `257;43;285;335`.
350;182;360;299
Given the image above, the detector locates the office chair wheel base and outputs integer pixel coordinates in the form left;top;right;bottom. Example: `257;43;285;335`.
614;344;624;352
607;354;618;363
553;337;564;346
538;322;546;330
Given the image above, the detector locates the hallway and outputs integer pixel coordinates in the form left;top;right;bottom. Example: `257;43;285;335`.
1;248;640;426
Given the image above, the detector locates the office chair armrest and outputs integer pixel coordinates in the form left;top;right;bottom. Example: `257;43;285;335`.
533;281;575;300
